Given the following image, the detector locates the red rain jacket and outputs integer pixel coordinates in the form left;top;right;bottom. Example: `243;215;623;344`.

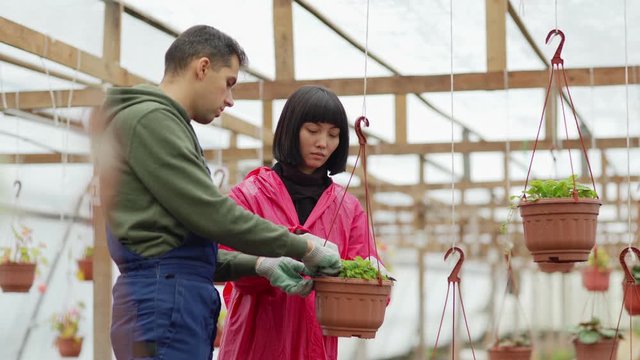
218;167;382;360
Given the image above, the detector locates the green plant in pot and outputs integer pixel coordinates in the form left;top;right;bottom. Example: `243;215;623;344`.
570;317;621;360
488;331;532;360
581;247;611;292
314;256;393;338
51;301;85;357
0;224;47;292
76;245;94;281
517;175;601;264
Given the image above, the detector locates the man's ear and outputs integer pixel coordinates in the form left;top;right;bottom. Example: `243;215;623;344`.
194;57;211;80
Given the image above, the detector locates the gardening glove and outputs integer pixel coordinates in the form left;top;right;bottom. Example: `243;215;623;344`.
255;257;313;296
299;233;342;276
366;256;395;281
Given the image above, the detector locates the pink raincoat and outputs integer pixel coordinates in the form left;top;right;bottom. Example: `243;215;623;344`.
218;167;382;360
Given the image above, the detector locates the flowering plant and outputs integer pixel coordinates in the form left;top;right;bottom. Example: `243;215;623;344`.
51;301;85;341
0;224;47;265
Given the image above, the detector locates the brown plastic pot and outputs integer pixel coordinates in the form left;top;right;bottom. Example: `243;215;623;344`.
537;262;574;273
0;262;36;292
581;267;610;292
623;282;640;315
573;338;618;360
519;198;601;263
314;277;393;338
488;346;532;360
56;337;83;357
77;257;93;281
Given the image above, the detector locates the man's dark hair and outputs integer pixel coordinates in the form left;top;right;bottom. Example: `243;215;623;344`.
164;25;247;75
273;86;349;175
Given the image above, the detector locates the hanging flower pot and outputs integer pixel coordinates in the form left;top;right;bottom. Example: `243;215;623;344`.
537;261;574;273
582;268;610;292
488;345;532;360
314;276;392;338
573;338;618;360
76;259;93;281
75;246;93;281
571;317;621;360
314;257;393;338
0;262;36;292
619;247;640;315
519;196;601;263
56;337;83;357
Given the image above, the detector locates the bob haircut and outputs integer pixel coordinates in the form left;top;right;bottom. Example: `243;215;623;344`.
273;86;349;175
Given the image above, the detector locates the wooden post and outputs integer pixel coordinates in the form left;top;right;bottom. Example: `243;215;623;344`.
273;0;295;81
485;0;507;72
95;2;121;359
395;94;407;144
262;100;273;166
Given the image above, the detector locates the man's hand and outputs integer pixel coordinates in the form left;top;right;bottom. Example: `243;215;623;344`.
255;257;313;296
299;233;342;276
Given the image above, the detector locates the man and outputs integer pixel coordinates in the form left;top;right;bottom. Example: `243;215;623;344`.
97;25;341;360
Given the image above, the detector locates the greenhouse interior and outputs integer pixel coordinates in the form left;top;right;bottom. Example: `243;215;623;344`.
0;0;639;359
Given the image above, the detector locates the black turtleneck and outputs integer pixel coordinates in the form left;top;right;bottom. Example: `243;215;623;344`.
272;162;332;225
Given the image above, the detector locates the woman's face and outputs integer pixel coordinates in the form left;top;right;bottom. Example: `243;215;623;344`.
298;122;340;174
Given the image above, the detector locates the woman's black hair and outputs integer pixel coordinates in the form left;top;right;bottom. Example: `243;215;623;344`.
272;86;349;175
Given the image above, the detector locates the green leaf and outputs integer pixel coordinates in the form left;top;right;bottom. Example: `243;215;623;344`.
578;330;601;344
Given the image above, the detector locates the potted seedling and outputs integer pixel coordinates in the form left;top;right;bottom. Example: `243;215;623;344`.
0;224;47;292
488;331;532;360
76;245;94;281
314;256;393;338
517;176;600;264
581;247;610;292
51;301;85;357
213;308;226;348
570;317;621;360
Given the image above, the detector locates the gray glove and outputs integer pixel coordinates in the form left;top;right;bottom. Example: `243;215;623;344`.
255;257;313;296
299;233;342;276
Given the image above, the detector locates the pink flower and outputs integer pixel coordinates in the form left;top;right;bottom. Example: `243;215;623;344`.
37;283;47;294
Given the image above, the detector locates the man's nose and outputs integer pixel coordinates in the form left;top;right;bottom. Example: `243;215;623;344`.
224;91;235;107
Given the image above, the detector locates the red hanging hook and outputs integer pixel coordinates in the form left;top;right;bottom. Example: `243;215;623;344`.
619;247;640;285
545;29;565;65
355;116;369;145
444;246;465;283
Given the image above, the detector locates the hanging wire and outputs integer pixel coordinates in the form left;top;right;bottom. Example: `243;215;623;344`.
623;0;632;252
361;0;370;117
449;0;456;250
554;0;558;31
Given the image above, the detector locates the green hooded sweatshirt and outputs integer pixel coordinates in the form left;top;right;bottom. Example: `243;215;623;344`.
101;84;307;281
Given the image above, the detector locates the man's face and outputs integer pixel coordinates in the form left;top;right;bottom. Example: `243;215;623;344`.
192;55;239;124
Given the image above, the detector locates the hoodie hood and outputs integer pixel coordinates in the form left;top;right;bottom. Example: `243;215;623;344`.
103;84;190;125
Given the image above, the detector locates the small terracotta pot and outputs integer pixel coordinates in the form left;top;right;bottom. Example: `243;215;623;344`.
519;198;601;262
314;277;393;338
488;346;532;360
573;338;618;360
581;267;610;292
0;262;36;292
538;262;574;273
77;257;93;281
56;337;83;357
623;282;640;315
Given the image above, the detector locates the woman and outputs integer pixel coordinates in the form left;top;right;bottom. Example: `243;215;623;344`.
218;85;386;360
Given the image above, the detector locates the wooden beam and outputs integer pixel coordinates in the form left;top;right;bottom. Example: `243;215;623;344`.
0;53;98;87
273;0;295;80
0;88;104;110
486;0;507;72
0;16;146;86
1;153;91;164
103;1;122;64
262;100;274;165
394;94;407;145
232;66;640;99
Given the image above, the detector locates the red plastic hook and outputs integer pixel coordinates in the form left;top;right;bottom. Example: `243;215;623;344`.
619;247;640;284
355;116;369;145
545;29;565;65
444;246;465;283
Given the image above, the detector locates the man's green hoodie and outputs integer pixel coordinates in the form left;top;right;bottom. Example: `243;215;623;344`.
101;84;307;280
